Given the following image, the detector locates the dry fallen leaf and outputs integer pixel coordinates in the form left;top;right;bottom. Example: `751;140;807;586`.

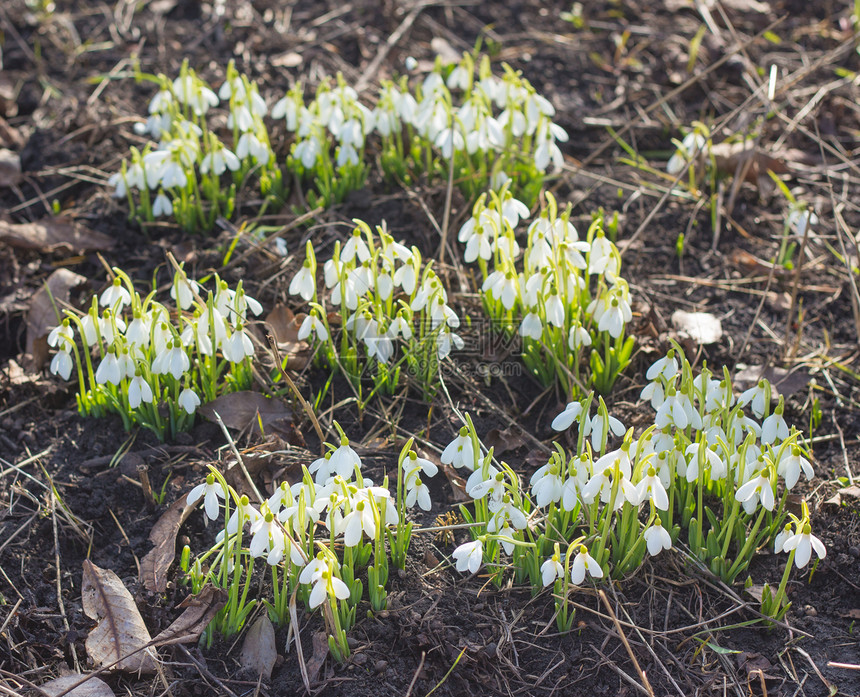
0;148;21;187
82;560;157;674
38;674;115;697
484;427;526;456
306;631;330;684
733;365;809;399
140;494;193;593
0;217;114;253
199;391;293;438
152;586;228;646
711;141;790;187
240;614;277;680
265;303;300;344
671;310;723;345
26;268;87;368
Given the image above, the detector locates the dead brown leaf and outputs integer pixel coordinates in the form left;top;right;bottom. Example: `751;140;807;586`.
38;674;115;697
265;303;300;344
733;365;809;399
239;615;277;680
440;464;470;502
152;586;228;646
306;631;330;684
26;268;87;368
82;560;157;674
140;494;194;593
199;391;293;438
711;141;790;187
0;217;114;253
671;310;723;345
485;427;526;456
0;148;21;187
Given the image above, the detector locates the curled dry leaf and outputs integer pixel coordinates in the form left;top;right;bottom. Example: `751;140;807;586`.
26;268;87;368
239;614;277;680
711;141;789;187
265;303;309;370
140;494;193;593
81;560;156;674
38;674;115;697
733;365;809;399
484;427;526;456
199;391;294;438
152;586;228;646
0;148;21;187
0;217;114;253
671;310;723;345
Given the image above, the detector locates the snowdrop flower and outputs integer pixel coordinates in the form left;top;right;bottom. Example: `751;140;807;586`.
405;474;432;511
684;442;727;482
200;145;240;176
96;352;122;386
635;465;669;510
330;437;361;479
760;399;789;445
735;468;775;514
222;323;255;363
738;380;769;419
172;73;218;115
782;523;826;568
47;320;74;350
178;387;201;415
667;132;706;176
152;191;173;218
436;327;464;359
298;312;329;342
170;271;199;311
776;445;814;490
152;342;190;380
541;551;565;587
127;375;154;409
519;311;543;340
341;499;377;546
570;545;603;585
773;523;793;554
787;208;818;237
187;473;225;520
646;350;678;381
50;348;73;380
303;556;352;609
640;380;665;410
568;323;592;350
219;494;262;540
530;463;563;508
589;411;625;451
453;539;484;574
441;428;476;470
249;507;287;565
551;401;584;432
290;262;316;301
643;520;672;556
99;278;131;312
588;234;616;276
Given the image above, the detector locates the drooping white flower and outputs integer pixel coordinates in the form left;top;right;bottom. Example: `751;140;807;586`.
298;313;328;342
453;539;484;574
290;264;316;301
127;375;154;409
96;352;122;386
99;279;131;312
551;401;583;431
643;521;673;556
330;438;361;479
441;428;476;470
667;132;706;176
541;553;564;587
570;545;603;585
187;474;226;520
776;445;814;490
50;348;73;380
782;524;826;568
735;470;775;514
178;387;201;415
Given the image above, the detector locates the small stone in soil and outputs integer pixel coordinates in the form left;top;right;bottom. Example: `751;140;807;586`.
374;660;388;672
804;605;817;617
848;546;860;558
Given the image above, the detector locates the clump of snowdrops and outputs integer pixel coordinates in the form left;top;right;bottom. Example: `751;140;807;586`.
448;345;824;628
109;51;568;231
457;185;633;396
47;265;258;440
289;219;462;403
181;425;436;661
